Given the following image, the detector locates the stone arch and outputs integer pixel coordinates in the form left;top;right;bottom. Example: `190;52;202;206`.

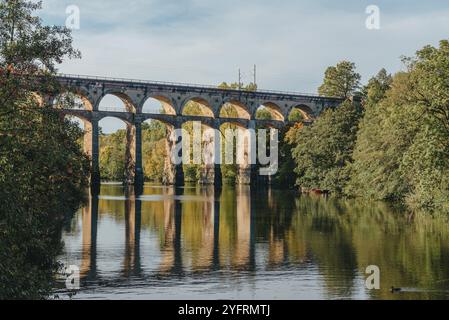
181;115;215;128
97;113;132;125
218;118;249;128
288;104;315;121
61;111;92;124
256;102;284;121
98;91;136;113
141;94;177;115
181;97;214;118
141;114;177;128
61;114;95;160
53;91;94;111
255;120;284;130
219;99;251;120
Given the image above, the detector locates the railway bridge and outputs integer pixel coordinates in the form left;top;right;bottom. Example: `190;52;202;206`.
49;74;345;191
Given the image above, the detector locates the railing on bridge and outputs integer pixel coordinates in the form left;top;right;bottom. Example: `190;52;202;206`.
98;106;131;113
56;73;332;98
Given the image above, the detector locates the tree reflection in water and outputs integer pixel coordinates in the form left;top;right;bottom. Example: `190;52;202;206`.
59;184;449;300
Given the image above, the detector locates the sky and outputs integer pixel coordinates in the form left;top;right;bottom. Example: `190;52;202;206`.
39;0;449;133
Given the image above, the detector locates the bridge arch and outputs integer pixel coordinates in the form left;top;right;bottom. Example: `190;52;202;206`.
97;113;133;125
288;104;315;121
98;91;136;113
141;95;177;115
181;97;214;118
219;100;251;120
141;114;177;128
53;91;94;111
60;114;97;165
255;120;284;130
255;102;284;122
61;110;92;124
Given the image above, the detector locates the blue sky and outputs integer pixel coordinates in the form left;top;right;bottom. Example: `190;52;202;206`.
39;0;449;132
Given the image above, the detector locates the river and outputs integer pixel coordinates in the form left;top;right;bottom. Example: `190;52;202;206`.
55;183;449;300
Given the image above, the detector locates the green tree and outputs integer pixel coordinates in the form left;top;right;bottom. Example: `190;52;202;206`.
99;129;126;181
97;121;168;182
407;40;449;135
288;109;305;122
256;107;273;120
347;42;449;213
271;124;300;188
318;61;361;98
291;101;362;194
0;0;89;299
142;121;167;182
362;68;392;104
218;82;257;91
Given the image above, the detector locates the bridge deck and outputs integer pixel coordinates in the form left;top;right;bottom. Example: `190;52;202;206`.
56;73;343;103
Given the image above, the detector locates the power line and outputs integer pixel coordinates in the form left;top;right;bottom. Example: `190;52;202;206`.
238;65;257;89
238;68;242;90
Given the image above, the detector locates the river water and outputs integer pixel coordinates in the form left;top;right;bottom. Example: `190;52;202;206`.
56;184;449;300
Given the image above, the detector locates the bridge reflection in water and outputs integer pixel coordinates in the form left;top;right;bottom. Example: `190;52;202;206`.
77;184;260;280
61;184;449;300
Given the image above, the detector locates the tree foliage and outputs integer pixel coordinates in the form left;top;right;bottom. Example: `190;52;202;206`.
0;0;89;299
347;41;449;213
291;100;362;194
292;45;449;214
318;61;361;98
98;121;167;182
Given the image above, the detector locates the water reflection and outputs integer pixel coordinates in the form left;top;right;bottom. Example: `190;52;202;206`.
59;184;449;300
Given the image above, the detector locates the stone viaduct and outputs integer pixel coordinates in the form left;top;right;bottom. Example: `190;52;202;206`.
48;74;345;191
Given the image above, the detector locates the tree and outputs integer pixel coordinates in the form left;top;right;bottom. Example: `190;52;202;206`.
346;72;413;201
407;40;449;135
142;121;167;182
318;61;361;98
291;101;362;194
256;107;273;120
347;60;449;213
288;109;305;122
218;82;257;91
271;124;300;189
99;129;126;181
289;61;362;193
362;68;392;104
0;0;89;299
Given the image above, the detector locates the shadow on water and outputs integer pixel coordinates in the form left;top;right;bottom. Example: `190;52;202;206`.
57;184;449;300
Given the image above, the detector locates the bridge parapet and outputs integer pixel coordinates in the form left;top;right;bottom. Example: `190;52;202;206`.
55;74;344;118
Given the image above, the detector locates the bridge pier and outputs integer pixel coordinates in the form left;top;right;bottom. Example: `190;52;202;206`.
236;121;257;185
199;123;222;186
164;123;185;186
213;122;223;189
133;119;144;192
84;117;101;193
174;164;185;186
124;120;144;194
